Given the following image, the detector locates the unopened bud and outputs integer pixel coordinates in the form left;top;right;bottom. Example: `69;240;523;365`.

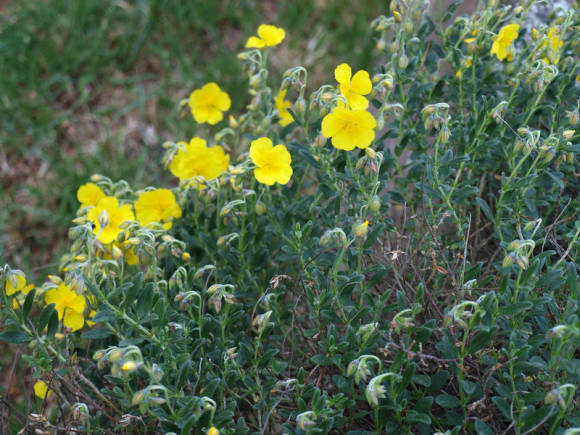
563;130;575;140
182;252;191;262
112;245;123;260
132;390;147;406
502;254;515;268
229;115;238;129
369;196;381;213
255;201;266;215
296;97;306;115
98;210;110;229
121;361;138;373
398;54;409;69
365;148;377;159
48;275;63;285
354;220;370;238
109;350;125;364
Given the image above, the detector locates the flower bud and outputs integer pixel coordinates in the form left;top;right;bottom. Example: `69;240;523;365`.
132;390;147;406
502;254;515;268
563;130;575;140
93;350;105;360
229;115;238;129
393;10;402;22
398;54;409;69
365;148;377;160
255;201;267;215
98;210;109;229
296;97;306;115
48;275;63;285
182;252;191;262
121;361;139;373
109;350;125;364
369;196;381;213
112;245;123;260
439;126;450;143
354;220;369;238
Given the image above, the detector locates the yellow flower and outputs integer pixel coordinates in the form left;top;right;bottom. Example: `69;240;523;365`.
135;188;182;230
490;23;520;61
542;27;563;64
5;270;32;296
335;63;372;110
87;196;135;244
246;24;285;49
34;380;52;399
44;282;87;331
321;104;377;151
464;29;478;44
274;89;293;126
169;137;230;185
98;240;140;265
249;137;293;185
207;427;220;435
77;182;105;208
189;83;231;125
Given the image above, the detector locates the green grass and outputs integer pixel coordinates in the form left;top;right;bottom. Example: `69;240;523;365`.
0;0;378;279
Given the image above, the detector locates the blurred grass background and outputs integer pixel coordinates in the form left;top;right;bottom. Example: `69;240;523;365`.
0;0;379;280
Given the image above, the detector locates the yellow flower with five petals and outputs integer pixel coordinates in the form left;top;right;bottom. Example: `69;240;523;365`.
490;23;520;61
334;63;372;110
44;282;87;331
169;137;230;186
135;188;182;230
274;89;293;126
189;83;231;125
321;103;376;151
249;137;293;185
246;24;285;49
87;196;135;244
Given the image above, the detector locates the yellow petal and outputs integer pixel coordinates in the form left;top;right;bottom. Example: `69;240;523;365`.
63;309;85;331
334;63;352;85
347;93;369;110
321;112;343;138
250;137;273;167
350;70;372;95
246;36;265;48
34;381;52;399
257;24;285;46
77;183;105;208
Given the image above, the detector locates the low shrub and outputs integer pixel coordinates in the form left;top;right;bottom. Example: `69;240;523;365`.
2;0;580;433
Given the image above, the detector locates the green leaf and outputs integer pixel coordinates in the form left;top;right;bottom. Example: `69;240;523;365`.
47;309;59;339
474;420;493;435
406;410;431;424
475;197;493;222
436;394;460;408
0;330;32;343
22;288;36;319
92;309;117;323
37;303;56;331
81;328;113;340
467;331;491;354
